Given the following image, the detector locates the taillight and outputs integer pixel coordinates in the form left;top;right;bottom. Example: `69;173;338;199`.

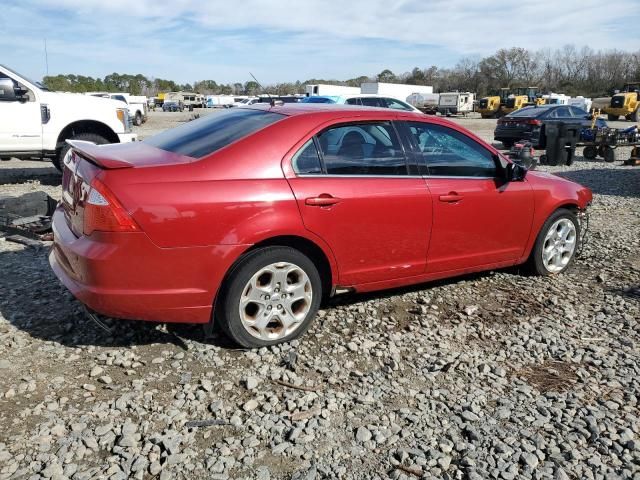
84;179;139;235
528;119;542;126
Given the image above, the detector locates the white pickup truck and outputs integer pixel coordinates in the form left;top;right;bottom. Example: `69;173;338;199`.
86;92;148;126
0;65;137;171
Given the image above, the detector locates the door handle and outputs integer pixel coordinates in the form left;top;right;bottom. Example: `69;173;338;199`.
439;192;463;203
305;195;341;207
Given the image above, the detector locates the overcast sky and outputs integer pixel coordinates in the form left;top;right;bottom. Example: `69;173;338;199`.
2;0;639;85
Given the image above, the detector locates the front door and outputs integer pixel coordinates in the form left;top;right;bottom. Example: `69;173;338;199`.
286;121;432;286
401;121;534;273
0;72;42;151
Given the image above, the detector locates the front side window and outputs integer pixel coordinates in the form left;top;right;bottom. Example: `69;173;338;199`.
405;122;496;177
316;122;407;175
384;98;413;111
345;98;362;106
359;97;385;107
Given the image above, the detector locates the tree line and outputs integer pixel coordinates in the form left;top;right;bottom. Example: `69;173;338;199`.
42;45;640;98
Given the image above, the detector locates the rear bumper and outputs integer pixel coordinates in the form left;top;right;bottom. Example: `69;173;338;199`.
49;207;248;323
117;133;137;143
494;128;542;147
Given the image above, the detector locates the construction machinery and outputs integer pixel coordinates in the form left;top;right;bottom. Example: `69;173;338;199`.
477;88;510;118
502;87;542;114
604;82;640;122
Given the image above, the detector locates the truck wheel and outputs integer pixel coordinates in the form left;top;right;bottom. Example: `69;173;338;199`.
631;108;640;123
216;246;322;348
526;208;580;276
583;145;597;160
134;112;143;126
53;133;108;172
603;146;615;163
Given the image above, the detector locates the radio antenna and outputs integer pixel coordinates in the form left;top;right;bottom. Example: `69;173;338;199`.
249;72;274;107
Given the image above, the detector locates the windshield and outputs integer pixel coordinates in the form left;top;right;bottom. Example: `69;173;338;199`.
0;64;50;91
146;108;285;158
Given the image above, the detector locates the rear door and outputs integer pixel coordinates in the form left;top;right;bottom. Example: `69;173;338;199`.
286;120;432;286
400;120;534;273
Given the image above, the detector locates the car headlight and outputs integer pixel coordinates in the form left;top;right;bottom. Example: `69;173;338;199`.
116;108;131;132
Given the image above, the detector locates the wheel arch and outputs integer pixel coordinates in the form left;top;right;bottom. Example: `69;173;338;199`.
56;120;119;150
521;202;580;262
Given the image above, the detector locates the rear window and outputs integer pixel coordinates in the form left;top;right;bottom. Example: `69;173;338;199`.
146;108;284;158
507;107;547;118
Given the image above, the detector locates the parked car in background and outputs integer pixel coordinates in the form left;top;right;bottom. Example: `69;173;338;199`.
0;64;136;171
494;105;607;149
162;101;182;112
301;94;421;112
50;104;591;348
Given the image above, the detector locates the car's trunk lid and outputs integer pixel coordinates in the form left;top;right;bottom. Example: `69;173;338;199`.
61;141;196;237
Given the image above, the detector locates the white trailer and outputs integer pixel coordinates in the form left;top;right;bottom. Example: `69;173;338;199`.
206;95;234;108
305;84;360;96
406;92;440;114
567;96;593;112
361;82;433;99
437;92;475;116
542;93;571;105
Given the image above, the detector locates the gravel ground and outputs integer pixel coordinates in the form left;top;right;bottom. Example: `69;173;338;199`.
1;112;639;480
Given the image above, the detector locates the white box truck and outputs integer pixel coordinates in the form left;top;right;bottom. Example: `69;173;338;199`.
305;84;360;96
361;82;433;98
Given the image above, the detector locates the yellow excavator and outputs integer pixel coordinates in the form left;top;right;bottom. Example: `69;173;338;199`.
478;88;510;118
501;87;543;114
604;82;640;121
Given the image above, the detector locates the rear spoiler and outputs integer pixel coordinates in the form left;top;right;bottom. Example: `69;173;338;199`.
66;140;134;169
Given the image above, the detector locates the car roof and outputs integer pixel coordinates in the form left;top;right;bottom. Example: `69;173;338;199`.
244;103;423;117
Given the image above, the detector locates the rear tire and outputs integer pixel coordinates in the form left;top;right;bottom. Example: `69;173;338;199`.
583;145;597;160
526;208;580;276
603;146;615;163
216;247;322;348
52;133;108;172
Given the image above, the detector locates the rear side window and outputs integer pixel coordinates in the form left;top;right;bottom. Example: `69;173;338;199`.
405;122;496;177
292;140;322;174
316;122;407;175
146;109;284;158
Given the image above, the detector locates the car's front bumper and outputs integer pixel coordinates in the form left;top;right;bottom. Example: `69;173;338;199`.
49;207;247;324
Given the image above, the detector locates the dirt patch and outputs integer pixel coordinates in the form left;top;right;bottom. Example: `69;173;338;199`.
517;360;579;393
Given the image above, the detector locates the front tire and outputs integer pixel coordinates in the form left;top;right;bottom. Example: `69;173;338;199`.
216;247;322;348
52;133;108;172
526;208;580;276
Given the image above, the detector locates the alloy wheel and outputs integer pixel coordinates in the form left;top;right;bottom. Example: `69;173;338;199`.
238;262;313;341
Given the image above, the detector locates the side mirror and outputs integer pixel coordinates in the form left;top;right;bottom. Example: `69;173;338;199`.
506;162;527;182
0;78;27;102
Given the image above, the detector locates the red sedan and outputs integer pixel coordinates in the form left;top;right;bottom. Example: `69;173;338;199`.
50;105;592;347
